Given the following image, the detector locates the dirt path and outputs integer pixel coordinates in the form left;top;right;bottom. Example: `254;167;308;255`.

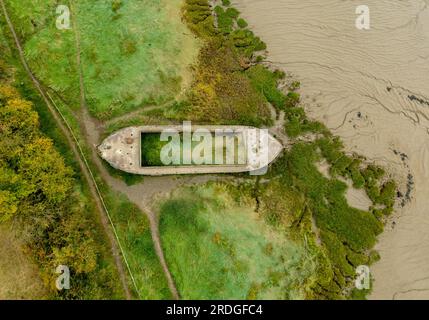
104;103;170;128
70;3;180;298
81;108;183;299
81;105;224;299
0;0;132;299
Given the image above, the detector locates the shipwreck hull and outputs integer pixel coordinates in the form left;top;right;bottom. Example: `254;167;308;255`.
98;125;283;176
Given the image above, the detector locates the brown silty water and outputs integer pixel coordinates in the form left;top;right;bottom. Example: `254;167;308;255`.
233;0;429;299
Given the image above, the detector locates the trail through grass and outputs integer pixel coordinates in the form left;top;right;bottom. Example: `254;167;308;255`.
7;0;199;119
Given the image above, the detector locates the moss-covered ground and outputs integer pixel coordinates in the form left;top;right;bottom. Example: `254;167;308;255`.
158;184;317;299
5;0;199;119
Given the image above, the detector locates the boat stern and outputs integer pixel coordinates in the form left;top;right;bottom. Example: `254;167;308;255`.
98;127;141;174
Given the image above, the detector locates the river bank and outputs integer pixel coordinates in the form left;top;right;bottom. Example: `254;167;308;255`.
233;0;429;299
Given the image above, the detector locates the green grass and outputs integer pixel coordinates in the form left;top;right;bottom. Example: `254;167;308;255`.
102;190;171;299
6;0;200;119
284;107;326;137
158;184;316;299
246;65;287;109
1;21;170;299
268;140;391;298
77;0;199;119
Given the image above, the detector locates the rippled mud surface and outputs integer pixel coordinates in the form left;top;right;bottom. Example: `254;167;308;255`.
234;0;429;299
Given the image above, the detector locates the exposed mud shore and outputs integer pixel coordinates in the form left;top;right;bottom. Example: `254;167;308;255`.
233;0;429;299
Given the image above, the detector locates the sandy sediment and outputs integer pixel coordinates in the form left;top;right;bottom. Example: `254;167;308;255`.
233;0;429;299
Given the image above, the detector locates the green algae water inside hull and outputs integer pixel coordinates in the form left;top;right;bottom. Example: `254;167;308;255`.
140;132;246;167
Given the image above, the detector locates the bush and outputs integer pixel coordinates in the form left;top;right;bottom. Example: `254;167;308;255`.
225;7;240;19
111;0;122;12
377;180;397;207
286;91;300;107
237;18;248;28
246;64;287;108
215;6;234;34
0;81;122;299
284;107;325;137
230;29;267;57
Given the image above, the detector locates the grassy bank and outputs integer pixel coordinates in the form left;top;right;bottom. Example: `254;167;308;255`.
1;0;398;300
1;3;171;298
5;0;199;119
0;74;124;299
158;184;316;299
173;0;397;299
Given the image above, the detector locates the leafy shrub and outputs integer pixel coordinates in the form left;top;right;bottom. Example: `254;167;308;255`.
225;7;240;19
0;82;122;298
284;107;326;137
230;29;267;57
286;91;300;107
111;0;122;12
237;18;248;28
215;6;234;34
246;64;287;108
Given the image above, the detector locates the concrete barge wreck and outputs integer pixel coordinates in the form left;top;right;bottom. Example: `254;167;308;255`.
98;123;283;176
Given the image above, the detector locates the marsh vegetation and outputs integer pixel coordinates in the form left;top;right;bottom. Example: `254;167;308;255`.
0;0;397;300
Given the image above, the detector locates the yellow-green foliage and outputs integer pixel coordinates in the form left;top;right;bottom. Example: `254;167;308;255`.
284;107;326;137
173;40;272;126
246;65;287;109
267;134;395;298
237;18;248;29
317;136;397;215
183;0;216;38
0;85;73;221
180;1;275;126
0;82;122;299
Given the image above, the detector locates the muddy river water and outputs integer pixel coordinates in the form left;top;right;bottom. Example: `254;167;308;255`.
233;0;429;298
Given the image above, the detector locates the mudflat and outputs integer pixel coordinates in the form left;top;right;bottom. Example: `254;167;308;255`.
233;0;429;299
